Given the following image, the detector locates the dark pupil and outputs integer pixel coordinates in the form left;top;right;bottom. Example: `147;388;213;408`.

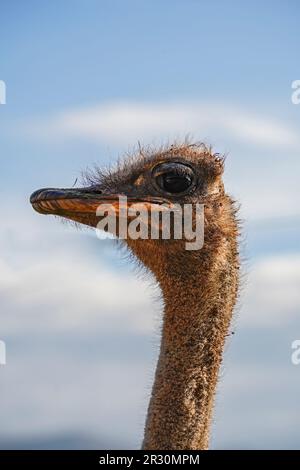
158;173;192;193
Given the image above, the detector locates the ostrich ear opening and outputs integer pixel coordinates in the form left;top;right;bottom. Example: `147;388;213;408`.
209;155;225;178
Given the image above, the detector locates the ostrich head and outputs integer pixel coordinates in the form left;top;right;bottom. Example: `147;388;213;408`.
30;142;228;278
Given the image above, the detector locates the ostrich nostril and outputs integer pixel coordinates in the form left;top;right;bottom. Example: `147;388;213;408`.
80;186;102;194
91;185;102;194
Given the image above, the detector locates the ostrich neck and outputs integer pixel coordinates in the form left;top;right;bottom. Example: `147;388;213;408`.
142;233;239;450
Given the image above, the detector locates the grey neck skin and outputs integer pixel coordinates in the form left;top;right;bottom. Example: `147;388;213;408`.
141;232;239;450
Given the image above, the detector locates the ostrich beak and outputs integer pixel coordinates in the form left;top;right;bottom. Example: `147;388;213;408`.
30;187;171;228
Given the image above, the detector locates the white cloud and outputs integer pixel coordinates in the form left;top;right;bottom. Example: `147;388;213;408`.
0;255;157;334
213;363;300;449
0;355;150;447
24;101;299;149
240;254;300;327
0;205;159;336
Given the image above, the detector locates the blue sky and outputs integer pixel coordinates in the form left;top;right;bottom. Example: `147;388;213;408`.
0;0;300;449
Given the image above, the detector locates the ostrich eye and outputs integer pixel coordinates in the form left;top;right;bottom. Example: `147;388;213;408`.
152;162;195;195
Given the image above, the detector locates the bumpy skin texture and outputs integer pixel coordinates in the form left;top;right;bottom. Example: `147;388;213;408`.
31;142;240;450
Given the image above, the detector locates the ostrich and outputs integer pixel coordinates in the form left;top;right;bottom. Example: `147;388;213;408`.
30;142;240;450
